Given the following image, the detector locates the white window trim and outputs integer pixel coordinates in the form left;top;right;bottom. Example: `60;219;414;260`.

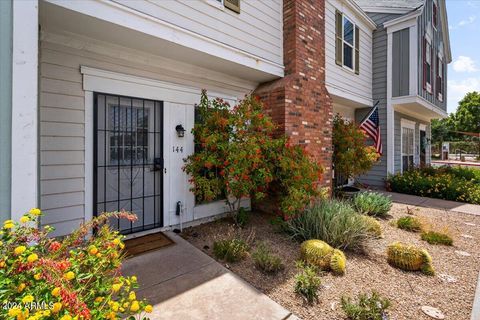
432;0;438;30
400;119;416;173
437;55;444;101
341;13;356;73
205;0;225;10
425;39;432;94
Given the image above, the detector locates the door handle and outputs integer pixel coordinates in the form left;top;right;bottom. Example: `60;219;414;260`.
153;158;163;171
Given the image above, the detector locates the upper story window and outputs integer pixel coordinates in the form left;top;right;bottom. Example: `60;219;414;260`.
433;1;438;28
335;10;360;74
436;54;444;101
423;37;433;94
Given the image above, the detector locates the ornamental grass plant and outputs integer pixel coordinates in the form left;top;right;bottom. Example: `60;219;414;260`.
0;209;152;320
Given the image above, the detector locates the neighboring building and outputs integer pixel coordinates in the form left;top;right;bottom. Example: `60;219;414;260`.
0;0;451;237
329;0;451;187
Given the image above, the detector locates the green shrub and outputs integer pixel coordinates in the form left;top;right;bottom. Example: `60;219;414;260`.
283;200;371;251
421;231;453;246
234;207;250;228
352;192;392;217
396;216;423;232
294;261;322;304
341;291;391;320
387;167;480;204
213;238;249;262
252;242;284;274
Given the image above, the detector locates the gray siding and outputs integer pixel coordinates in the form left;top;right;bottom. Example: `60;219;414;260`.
392;28;410;97
394;112;430;173
417;0;447;111
0;0;12;221
355;13;401;187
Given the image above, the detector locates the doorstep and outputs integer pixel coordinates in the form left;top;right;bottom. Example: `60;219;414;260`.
122;231;294;320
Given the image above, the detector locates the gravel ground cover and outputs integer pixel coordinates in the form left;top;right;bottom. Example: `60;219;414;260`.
182;202;480;320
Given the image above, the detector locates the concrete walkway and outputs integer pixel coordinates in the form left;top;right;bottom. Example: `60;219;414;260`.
380;191;480;216
122;231;296;320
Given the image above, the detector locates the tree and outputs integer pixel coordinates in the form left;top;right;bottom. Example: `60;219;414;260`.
332;115;380;185
452;91;480;134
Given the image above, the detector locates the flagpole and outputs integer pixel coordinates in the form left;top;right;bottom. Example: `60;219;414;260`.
359;100;380;124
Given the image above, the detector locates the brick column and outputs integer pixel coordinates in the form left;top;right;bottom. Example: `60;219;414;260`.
255;0;333;189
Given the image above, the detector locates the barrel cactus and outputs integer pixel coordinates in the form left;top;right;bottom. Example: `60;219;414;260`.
300;240;346;275
360;215;383;238
386;242;434;275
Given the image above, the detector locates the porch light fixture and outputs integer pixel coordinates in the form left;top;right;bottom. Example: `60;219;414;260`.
175;124;186;138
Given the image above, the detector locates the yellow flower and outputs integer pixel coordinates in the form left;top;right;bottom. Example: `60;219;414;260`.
51;302;62;313
4;219;13;225
128;291;136;301
112;283;122;292
22;295;34;304
130;301;140;312
4;222;14;229
17;283;26;292
96;253;102;258
64;271;75;281
14;246;26;255
112;238;121;245
34;273;41;280
0;260;5;268
88;245;98;255
29;208;41;216
111;302;119;312
20;216;30;223
51;287;60;297
106;311;116;320
8;307;22;316
145;305;153;313
0;241;3;246
119;243;125;250
94;296;104;303
59;315;71;320
131;276;137;282
27;253;38;263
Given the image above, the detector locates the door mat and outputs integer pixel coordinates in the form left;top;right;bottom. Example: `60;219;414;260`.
124;232;174;258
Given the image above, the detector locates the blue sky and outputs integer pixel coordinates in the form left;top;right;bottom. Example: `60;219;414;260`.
446;0;480;113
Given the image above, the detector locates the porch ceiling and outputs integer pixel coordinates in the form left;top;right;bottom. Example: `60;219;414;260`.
39;1;282;84
392;95;448;121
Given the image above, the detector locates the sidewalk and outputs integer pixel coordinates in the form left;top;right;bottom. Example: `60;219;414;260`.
122;231;296;320
380;191;480;216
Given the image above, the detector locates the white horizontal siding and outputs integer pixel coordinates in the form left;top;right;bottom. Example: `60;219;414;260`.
325;0;373;105
39;33;257;236
111;0;283;65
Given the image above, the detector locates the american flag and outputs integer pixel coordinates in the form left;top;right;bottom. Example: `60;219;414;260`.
360;102;383;155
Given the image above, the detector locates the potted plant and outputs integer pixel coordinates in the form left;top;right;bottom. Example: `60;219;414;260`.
332;115;380;197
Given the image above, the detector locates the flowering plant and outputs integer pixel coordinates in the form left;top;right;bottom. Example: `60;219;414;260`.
333;115;380;183
0;209;152;320
184;90;324;218
386;167;480;204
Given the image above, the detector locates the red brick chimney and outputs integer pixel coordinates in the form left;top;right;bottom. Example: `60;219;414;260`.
255;0;333;189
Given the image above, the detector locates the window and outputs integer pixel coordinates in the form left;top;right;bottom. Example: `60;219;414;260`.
401;126;415;172
343;16;354;70
109;105;149;165
335;11;360;74
433;1;438;28
437;55;444;101
423;37;433;94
